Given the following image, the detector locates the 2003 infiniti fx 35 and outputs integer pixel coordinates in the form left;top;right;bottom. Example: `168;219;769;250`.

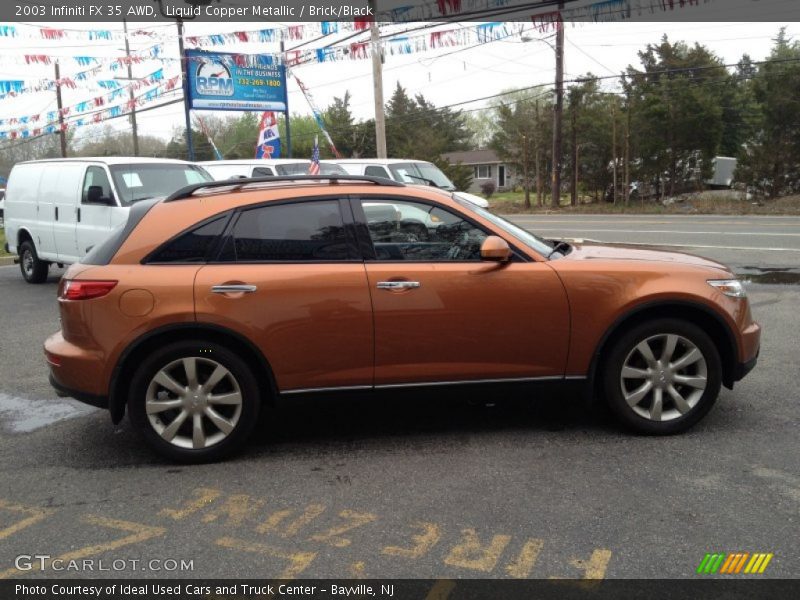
44;176;760;462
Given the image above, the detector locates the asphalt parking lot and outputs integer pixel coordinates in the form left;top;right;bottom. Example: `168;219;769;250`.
0;215;798;581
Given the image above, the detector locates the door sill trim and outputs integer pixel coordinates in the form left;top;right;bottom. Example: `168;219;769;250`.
281;376;585;395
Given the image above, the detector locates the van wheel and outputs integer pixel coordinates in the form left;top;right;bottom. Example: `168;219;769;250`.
128;341;260;463
19;240;48;284
602;319;721;435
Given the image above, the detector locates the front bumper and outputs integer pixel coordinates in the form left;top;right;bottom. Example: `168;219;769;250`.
733;351;758;383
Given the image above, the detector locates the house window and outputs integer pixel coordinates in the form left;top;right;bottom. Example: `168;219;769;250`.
474;165;492;179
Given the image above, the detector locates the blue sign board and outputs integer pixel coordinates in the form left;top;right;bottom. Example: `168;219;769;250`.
186;50;287;112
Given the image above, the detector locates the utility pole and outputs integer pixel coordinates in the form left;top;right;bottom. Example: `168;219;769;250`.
612;98;617;204
624;87;631;205
522;134;530;209
176;19;194;160
551;4;564;208
570;97;578;206
369;0;387;158
54;61;67;157
123;19;140;156
535;99;542;206
280;41;291;158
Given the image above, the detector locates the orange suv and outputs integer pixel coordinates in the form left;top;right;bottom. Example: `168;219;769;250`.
44;176;760;461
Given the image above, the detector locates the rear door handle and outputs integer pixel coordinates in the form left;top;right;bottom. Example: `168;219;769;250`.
211;284;257;294
376;281;421;290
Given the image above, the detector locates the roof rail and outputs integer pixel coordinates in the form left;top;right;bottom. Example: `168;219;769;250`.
165;175;404;202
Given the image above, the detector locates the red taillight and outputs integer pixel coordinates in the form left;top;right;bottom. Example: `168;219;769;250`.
60;280;118;300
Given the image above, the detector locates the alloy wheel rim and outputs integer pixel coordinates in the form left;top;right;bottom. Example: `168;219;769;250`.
23;250;34;276
145;357;243;450
619;333;707;422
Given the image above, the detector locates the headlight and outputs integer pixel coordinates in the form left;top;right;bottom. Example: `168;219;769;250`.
708;279;747;298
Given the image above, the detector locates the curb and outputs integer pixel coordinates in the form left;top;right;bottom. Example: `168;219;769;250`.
0;255;17;266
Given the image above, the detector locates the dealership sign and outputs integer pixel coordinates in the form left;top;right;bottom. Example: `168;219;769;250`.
186;50;287;112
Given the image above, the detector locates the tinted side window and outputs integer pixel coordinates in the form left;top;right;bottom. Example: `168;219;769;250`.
82;166;114;204
148;217;226;263
361;199;487;261
252;167;274;177
223;201;352;262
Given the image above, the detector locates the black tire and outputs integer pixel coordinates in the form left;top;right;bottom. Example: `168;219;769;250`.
128;341;261;462
19;240;49;284
602;318;722;435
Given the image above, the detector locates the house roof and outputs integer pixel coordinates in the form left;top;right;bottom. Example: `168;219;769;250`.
441;149;501;165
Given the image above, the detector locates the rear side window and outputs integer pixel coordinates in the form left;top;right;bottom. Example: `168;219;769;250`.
220;201;353;262
252;167;274;177
147;217;227;263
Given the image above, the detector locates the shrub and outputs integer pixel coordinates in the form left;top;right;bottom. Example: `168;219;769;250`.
480;180;496;198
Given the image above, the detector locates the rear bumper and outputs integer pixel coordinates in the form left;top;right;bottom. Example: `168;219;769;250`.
49;373;108;409
44;330;109;409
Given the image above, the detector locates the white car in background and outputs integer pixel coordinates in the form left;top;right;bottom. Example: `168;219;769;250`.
321;158;490;208
200;159;348;180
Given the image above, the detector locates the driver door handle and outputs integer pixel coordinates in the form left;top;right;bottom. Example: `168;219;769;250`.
212;284;257;294
376;281;421;290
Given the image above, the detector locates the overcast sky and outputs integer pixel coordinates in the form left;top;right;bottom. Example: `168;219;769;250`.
1;14;797;149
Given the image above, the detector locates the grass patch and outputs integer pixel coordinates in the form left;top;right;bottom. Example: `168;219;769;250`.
0;228;8;256
487;191;800;215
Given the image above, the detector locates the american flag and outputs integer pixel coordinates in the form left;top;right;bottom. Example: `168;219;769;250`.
308;135;320;175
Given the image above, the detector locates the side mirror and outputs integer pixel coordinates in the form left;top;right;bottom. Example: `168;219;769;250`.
86;186;115;205
480;235;511;262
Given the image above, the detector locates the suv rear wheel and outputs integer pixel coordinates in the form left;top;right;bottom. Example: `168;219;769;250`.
129;341;260;462
603;319;722;434
19;240;49;283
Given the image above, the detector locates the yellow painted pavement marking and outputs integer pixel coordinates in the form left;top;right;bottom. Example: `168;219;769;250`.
215;536;316;580
382;521;441;559
202;494;265;527
0;515;165;579
310;509;377;548
158;487;222;520
505;538;545;578
569;549;613;579
349;561;367;578
256;504;326;537
0;499;55;541
443;528;511;573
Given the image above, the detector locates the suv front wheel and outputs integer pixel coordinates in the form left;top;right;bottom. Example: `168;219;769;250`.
603;319;722;434
129;341;260;462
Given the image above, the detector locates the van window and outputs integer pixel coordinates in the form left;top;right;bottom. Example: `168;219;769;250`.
82;167;114;204
220;201;353;262
110;164;212;205
252;167;274;177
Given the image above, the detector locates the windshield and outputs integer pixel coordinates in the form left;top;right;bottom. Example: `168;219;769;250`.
275;162;348;175
389;162;455;190
452;195;555;257
110;164;211;206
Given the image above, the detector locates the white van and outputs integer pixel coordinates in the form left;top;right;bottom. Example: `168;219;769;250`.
4;157;211;283
321;158;489;208
200;159;348;180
